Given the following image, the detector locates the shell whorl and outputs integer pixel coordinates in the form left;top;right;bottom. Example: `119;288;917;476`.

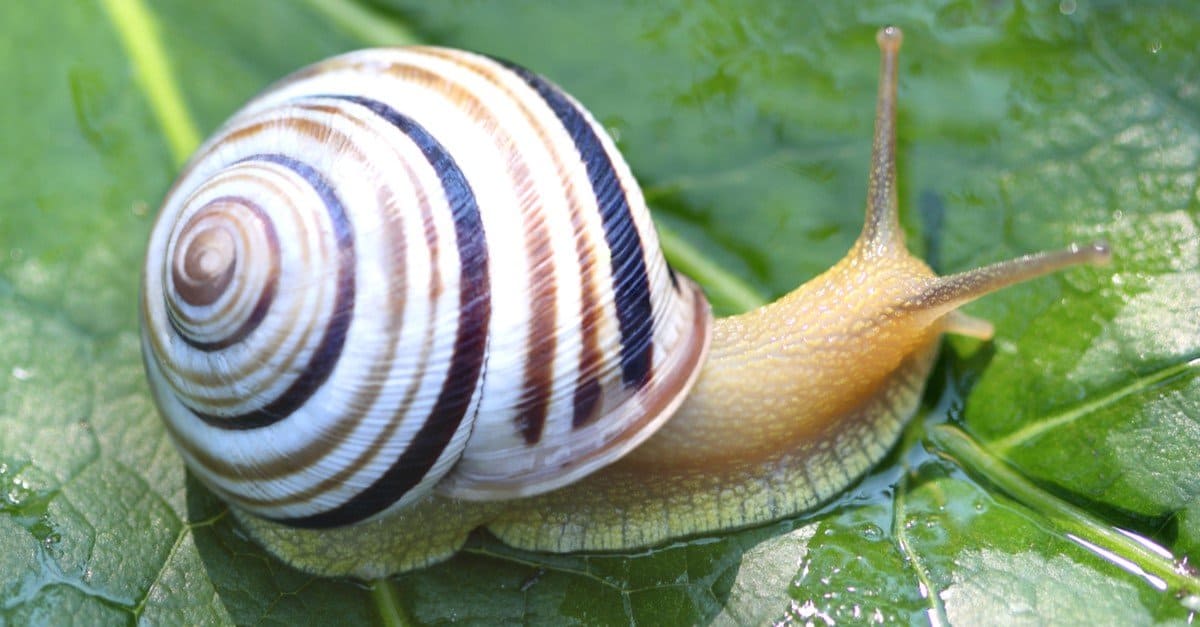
140;47;712;528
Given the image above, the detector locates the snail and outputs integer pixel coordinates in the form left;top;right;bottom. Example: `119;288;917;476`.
140;27;1111;578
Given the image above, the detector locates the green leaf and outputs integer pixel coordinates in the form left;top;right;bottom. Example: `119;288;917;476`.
2;0;1197;624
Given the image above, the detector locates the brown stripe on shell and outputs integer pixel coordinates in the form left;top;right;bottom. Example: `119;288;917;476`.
173;216;237;307
572;244;605;429
163;102;428;489
163;193;277;328
145;169;324;395
514;218;557;444
149;122;333;397
571;374;603;429
220;149;448;508
565;286;709;471
376;51;562;446
186;149;358;432
166;197;281;352
283;92;492;527
415;48;611;435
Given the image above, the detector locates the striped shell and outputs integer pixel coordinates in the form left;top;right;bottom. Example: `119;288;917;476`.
140;47;712;528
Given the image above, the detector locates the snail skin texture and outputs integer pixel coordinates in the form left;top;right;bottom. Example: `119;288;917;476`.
140;27;1111;577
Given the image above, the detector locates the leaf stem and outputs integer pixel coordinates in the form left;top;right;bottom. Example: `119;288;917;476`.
369;578;411;627
929;424;1200;605
656;224;768;314
988;357;1200;455
892;472;950;627
98;0;202;166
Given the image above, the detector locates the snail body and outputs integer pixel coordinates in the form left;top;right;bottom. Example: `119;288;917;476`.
141;28;1110;577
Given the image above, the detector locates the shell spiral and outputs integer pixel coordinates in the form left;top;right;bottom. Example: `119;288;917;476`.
140;47;712;529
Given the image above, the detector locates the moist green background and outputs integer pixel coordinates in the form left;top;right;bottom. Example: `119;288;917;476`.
0;1;1196;624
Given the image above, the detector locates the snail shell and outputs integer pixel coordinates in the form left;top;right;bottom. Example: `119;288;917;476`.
140;47;711;528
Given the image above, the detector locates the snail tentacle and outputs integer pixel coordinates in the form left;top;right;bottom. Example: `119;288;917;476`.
908;242;1113;321
861;24;905;255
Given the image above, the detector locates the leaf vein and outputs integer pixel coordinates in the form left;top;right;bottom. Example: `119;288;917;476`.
988;356;1200;454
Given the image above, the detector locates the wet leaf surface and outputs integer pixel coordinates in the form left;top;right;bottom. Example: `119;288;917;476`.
1;0;1196;623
